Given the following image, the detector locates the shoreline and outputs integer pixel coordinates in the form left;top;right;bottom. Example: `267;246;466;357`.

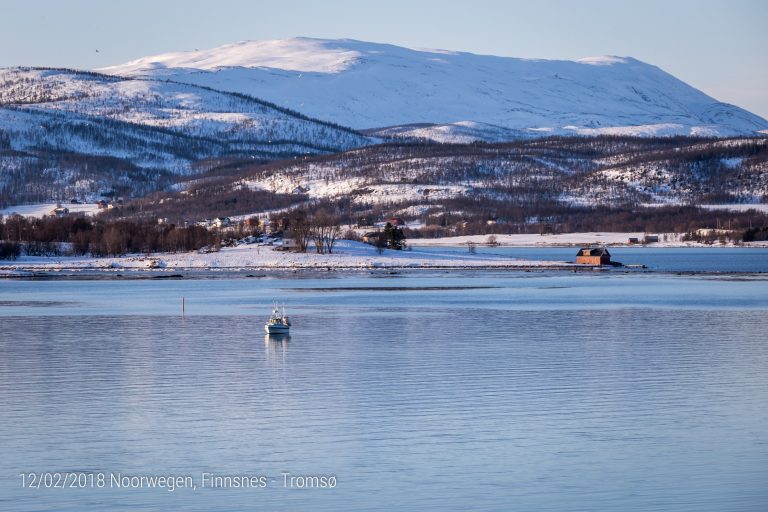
0;266;581;280
0;240;579;276
3;267;767;281
2;238;768;279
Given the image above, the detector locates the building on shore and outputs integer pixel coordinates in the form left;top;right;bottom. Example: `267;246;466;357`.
576;247;611;265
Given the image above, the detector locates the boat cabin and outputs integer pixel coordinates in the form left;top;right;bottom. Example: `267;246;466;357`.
576;247;611;265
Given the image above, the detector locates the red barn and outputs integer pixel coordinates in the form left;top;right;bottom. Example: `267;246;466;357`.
576;247;611;265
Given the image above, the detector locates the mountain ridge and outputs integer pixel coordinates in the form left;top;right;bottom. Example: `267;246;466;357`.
98;37;768;139
0;66;373;203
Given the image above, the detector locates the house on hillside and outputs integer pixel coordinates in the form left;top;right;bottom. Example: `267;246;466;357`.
213;217;231;228
362;231;382;245
575;247;611;265
49;206;69;217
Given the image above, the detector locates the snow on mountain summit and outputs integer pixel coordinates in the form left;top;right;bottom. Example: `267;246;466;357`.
100;37;634;74
99;38;768;139
575;55;630;66
99;38;363;75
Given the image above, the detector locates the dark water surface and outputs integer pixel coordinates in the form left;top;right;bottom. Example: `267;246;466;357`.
1;270;767;511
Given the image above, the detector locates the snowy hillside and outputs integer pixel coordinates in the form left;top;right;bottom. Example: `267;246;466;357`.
366;121;536;144
100;38;768;139
0;67;372;203
0;67;370;164
206;137;768;218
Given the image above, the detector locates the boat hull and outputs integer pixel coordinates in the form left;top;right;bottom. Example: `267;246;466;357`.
265;324;290;334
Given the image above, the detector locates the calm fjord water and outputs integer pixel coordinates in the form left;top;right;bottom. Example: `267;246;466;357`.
1;269;767;511
416;246;768;273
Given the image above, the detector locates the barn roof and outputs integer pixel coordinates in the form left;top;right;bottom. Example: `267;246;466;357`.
577;247;611;257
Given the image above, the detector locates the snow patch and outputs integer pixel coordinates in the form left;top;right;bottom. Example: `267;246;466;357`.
700;203;768;213
98;38;362;75
1;202;101;218
720;157;743;168
576;56;629;66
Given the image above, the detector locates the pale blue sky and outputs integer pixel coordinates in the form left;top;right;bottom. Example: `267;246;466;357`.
2;0;766;118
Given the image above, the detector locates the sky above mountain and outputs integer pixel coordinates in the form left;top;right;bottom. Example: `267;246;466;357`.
1;0;766;119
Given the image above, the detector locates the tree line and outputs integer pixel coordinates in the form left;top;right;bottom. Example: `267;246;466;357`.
401;200;768;240
0;214;216;259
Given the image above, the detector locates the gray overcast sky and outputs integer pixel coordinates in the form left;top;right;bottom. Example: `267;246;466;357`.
1;0;766;118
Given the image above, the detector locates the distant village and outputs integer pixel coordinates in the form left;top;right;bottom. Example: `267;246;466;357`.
0;194;749;263
45;201;659;267
47;201;670;253
48;199;122;217
37;199;412;256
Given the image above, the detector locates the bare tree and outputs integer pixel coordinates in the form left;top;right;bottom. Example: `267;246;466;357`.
310;209;343;254
288;211;312;252
324;224;341;254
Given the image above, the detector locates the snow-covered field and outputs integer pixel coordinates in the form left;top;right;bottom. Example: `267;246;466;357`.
411;232;651;247
0;202;101;217
700;204;768;213
0;240;577;274
409;232;768;248
637;203;768;213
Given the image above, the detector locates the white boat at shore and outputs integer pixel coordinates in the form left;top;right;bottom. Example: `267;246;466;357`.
265;304;291;334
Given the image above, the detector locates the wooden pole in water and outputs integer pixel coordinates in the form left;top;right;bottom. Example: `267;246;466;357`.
182;296;185;319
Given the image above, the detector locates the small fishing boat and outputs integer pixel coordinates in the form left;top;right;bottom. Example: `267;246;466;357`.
265;304;291;334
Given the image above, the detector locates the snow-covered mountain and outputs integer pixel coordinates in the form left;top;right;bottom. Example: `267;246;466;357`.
99;37;768;140
0;67;373;202
3;38;767;206
0;67;371;168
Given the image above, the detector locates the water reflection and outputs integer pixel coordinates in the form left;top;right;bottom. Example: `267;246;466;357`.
264;332;291;344
264;333;290;364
